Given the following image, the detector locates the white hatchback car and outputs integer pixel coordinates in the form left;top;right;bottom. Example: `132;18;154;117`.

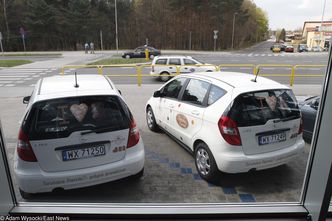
146;72;305;182
150;55;217;82
14;74;145;198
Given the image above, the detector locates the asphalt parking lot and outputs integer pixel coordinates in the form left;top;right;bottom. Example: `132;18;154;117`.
0;84;313;203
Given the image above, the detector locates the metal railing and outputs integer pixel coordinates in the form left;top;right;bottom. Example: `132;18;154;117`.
61;63;326;87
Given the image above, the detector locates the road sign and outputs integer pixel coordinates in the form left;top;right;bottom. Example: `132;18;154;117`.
213;30;218;35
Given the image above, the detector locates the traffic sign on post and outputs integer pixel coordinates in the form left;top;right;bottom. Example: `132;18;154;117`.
213;30;218;51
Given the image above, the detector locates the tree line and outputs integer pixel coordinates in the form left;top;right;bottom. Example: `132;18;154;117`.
0;0;269;51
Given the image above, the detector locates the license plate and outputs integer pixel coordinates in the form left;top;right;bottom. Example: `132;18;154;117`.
62;145;106;161
258;132;286;145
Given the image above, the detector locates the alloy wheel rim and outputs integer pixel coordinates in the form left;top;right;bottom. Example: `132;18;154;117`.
196;148;210;175
147;110;154;128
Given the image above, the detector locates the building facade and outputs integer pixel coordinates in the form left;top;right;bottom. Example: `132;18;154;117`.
302;21;332;49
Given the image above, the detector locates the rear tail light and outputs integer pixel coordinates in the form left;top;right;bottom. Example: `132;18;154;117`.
17;128;37;162
127;118;140;148
218;116;242;146
298;118;303;134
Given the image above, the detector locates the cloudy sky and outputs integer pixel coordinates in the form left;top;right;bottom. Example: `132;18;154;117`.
252;0;332;30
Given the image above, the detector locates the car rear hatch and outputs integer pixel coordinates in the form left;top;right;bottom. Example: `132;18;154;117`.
24;95;132;172
227;89;301;155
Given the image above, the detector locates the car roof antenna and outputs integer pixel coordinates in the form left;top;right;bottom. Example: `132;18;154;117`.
74;72;79;88
251;67;260;83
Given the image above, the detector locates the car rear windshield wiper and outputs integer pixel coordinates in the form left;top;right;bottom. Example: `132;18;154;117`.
80;126;120;135
273;115;299;123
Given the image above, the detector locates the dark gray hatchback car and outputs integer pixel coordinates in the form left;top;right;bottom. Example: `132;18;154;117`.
300;96;320;143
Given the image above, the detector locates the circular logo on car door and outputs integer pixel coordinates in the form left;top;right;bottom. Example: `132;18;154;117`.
176;114;189;128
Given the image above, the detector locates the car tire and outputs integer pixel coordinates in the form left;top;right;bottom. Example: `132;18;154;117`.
125;55;131;59
159;72;170;82
19;189;34;199
149;54;155;59
194;142;220;183
146;106;160;132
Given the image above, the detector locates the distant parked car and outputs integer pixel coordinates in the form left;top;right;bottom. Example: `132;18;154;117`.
150;55;217;82
272;45;281;53
280;44;286;51
122;45;161;59
285;45;294;53
298;44;308;52
300;96;320;143
311;46;323;52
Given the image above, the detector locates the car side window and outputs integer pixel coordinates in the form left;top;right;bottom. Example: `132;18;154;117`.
155;59;167;65
184;59;197;65
169;58;181;65
208;85;227;105
161;78;187;99
182;79;210;106
135;47;143;52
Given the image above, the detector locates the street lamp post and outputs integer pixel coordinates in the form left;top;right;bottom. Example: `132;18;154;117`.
115;0;119;54
231;12;238;50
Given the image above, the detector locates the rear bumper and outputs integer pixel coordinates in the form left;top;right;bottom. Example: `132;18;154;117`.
14;139;145;193
216;139;305;173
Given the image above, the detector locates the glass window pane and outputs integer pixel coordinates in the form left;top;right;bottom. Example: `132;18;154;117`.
161;78;187;99
182;79;210;105
169;59;181;65
208;85;226;105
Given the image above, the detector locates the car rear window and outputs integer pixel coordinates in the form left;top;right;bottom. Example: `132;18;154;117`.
227;89;301;127
24;96;130;140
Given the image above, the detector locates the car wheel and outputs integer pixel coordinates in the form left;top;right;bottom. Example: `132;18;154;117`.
194;142;220;183
125;55;130;59
159;72;170;82
149;54;155;59
19;189;34;199
146;106;160;132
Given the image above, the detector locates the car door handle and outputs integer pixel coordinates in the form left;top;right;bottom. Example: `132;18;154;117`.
169;67;173;69
184;67;188;69
191;110;200;116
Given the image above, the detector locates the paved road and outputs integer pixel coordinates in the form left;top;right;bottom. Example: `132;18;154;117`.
0;51;328;87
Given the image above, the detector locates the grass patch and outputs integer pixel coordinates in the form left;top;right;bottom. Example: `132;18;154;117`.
0;60;33;67
4;53;62;56
89;58;149;65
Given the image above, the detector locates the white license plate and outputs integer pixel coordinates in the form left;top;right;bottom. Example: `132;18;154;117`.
258;132;286;145
62;145;106;161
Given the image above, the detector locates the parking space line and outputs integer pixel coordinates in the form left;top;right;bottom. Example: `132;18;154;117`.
0;81;13;84
4;84;15;87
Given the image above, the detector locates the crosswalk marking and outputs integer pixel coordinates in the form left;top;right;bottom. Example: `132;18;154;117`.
0;68;54;87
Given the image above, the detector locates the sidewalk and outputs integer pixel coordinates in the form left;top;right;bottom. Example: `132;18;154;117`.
10;51;115;69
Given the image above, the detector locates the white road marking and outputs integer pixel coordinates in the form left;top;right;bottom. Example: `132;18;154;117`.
51;68;57;71
0;81;13;83
26;78;33;80
239;67;251;70
30;84;35;87
0;78;21;80
46;70;52;73
4;84;15;87
39;73;47;75
0;84;3;87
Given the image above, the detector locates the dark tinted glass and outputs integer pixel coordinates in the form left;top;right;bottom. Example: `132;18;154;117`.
169;58;181;65
25;96;130;140
161;78;186;99
208;85;227;105
228;89;301;127
182;79;210;105
184;59;197;65
156;59;167;65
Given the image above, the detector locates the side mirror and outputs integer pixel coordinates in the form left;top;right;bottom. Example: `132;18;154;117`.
23;96;31;104
153;91;164;98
